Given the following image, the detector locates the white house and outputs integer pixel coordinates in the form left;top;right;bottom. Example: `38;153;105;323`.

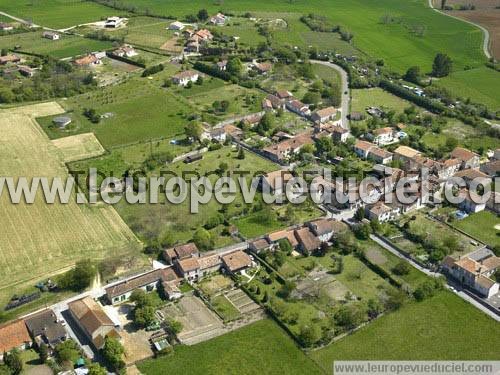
105;16;125;28
369;127;394;146
311;107;336;124
286;99;311;117
210;13;227;25
172;70;199;86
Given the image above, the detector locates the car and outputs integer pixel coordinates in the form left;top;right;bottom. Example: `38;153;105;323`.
344;91;348;94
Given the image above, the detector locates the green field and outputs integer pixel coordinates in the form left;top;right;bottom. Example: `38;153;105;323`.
0;31;112;58
0;0;116;29
351;87;413;113
453;210;500;248
310;291;500;369
138;319;322;375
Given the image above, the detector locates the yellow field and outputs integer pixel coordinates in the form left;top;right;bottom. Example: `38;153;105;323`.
0;103;141;299
52;133;106;162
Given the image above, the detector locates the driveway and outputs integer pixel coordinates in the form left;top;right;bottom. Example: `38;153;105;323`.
310;60;350;130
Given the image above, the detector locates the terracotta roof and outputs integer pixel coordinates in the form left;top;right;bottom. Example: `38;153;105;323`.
222;250;252;272
441;255;456;269
481;256;500;271
354;140;375;152
0;54;20;64
105;268;178;299
394;145;421;159
476;275;496;289
370;147;393;160
267;228;298;247
250;238;270;250
263;132;313;159
442;158;461;168
369;201;392;216
254;61;272;72
173;243;199;259
453;169;490;180
276;90;292;99
454;257;480;274
373;127;393;136
295;227;321;252
314;106;336;118
308;218;346;236
68;297;114;339
451;147;478;162
74;54;97;66
177;257;200;273
197;253;221;270
173;70;199;80
0;320;31;353
481;160;500;176
287;99;308;111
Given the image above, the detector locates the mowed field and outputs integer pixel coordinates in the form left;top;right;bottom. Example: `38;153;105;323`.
0;0;116;29
0;31;112;59
310;291;500;370
51;133;106;162
0;103;141;298
137;319;323;375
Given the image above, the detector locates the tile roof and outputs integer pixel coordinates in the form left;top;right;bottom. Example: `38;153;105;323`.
453;169;490;180
250;238;271;250
267;228;299;247
295;227;321;252
173;70;199;80
105;268;178;299
314;106;336;118
394;145;421;159
373;127;393;136
455;257;480;274
222;250;252;272
197;253;221;270
354;140;375;152
451;147;478;162
475;275;496;289
481;256;500;271
0;320;31;353
177;257;200;273
369;201;392;215
276;90;292;99
68;297;114;337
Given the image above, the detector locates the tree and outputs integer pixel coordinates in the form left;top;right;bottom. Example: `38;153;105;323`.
367;298;383;319
278;280;296;299
335;305;365;330
197;9;209;21
256;112;275;135
353;223;371;240
302;91;320;105
39;342;49;363
403;66;421;84
59;259;96;291
298;324;321;347
88;363;107;375
0;48;7;56
432;53;452;77
384;288;406;310
278;238;292;254
184;120;203;142
54;340;80;365
130;289;151;308
4;350;23;375
227;57;243;75
134;305;156;327
167;319;183;335
392;261;411;275
193;228;213;250
102;337;125;372
354;207;365;221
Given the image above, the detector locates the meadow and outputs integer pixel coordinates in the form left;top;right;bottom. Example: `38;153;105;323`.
0;103;141;306
310;291;500;369
0;0;116;29
0;31;112;58
452;210;500;248
137;319;323;375
51;132;106;162
351;87;413;113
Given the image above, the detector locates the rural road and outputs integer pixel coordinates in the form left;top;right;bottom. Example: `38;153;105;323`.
427;0;491;59
310;60;350;130
0;11;40;28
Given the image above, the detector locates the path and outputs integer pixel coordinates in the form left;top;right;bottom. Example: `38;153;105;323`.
427;0;491;59
0;11;40;27
310;60;350;130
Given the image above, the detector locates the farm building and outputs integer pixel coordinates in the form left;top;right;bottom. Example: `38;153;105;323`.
0;54;20;65
0;320;32;361
105;16;125;28
311;107;337;124
24;309;67;350
42;31;60;40
221;251;253;274
52;116;72;128
172;70;199;86
169;21;185;30
18;65;35;78
163;243;200;264
210;13;227;25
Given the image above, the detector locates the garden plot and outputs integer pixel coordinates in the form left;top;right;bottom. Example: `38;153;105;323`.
224;289;260;314
293;270;350;302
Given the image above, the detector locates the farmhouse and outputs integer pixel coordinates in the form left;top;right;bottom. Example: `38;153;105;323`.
442;249;500;298
194;29;213;41
73;54;100;66
286;99;310;117
369;147;393;165
68;296;120;350
307;218;347;242
172;70;199;86
366;201;394;222
311;107;337;124
0;320;32;361
330;125;349;143
105;267;179;305
176;258;201;282
0;54;20;65
221;250;253;274
249;238;271;253
112;44;137;58
105;16;125;28
210;13;227;25
266;228;299;249
169;21;185;30
163;243;200;264
42;31;60;40
253;61;272;74
24;309;67;350
263;94;285;110
480;160;500;177
263;133;313;163
353;140;375;159
276;90;293;100
450;147;480;169
393;145;421;167
18;65;35;78
216;59;227;71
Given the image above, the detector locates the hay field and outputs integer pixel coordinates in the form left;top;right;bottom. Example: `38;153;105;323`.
0;103;141;297
52;133;106;162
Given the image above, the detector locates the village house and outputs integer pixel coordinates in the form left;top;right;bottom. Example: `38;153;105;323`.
216;59;227;71
18;65;35;77
276;90;293;100
0;54;20;65
437;158;461;180
169;21;185;30
442;249;500;298
354;140;375;159
263;94;285;110
294;227;321;255
307;218;347;242
112;44;138;58
172;70;199;86
0;22;14;31
253;61;272;74
260;170;294;195
67;296;120;350
453;168;491;188
266;228;299;249
42;31;60;40
73;54;101;67
456;188;486;213
163;243;200;264
263;133;313;163
319;123;349;143
105;16;125;28
311;106;337;124
24;309;67;350
222;250;253;274
0;320;32;361
366;201;395;222
286;99;311;117
249;238;271;253
487;192;500;214
194;29;213;41
480;159;500;177
105;267;179;304
368;127;395;146
393;145;421;164
369;147;393;165
210;13;227;25
450;147;480;169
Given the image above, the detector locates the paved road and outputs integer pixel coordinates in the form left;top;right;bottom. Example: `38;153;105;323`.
427;0;491;59
310;60;350;130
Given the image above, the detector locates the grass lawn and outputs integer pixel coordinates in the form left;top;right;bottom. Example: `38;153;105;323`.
310;291;500;368
351;88;413;113
0;31;113;58
453;210;500;248
312;63;341;85
0;0;117;29
211;294;241;322
137;319;323;375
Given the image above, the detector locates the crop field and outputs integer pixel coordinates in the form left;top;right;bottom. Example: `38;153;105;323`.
51;133;106;162
138;319;322;375
0;0;116;30
0;31;112;59
310;291;500;368
0;103;141;304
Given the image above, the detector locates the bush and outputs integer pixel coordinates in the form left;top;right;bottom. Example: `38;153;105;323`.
392;261;411;276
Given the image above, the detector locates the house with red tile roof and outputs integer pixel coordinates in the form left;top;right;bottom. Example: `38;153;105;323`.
0;320;32;361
